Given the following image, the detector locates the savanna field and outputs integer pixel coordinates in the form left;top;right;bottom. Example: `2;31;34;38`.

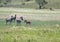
0;8;60;42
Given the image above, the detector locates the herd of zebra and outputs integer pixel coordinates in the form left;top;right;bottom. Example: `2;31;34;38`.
6;14;31;25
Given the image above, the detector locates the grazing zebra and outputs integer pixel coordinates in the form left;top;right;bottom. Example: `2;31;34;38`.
24;20;31;25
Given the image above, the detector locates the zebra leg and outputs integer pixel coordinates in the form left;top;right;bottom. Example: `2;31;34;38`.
6;20;8;25
16;20;21;26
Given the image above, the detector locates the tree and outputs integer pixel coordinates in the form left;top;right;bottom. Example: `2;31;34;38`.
6;0;11;3
26;0;30;1
3;0;12;6
0;0;3;7
0;0;12;7
0;0;2;3
35;0;48;9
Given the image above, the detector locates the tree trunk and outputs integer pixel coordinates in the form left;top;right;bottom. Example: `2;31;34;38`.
39;5;42;9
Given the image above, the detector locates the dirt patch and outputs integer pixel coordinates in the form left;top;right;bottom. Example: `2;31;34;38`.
0;13;60;21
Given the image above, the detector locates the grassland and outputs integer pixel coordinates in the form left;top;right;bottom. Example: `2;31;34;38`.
0;7;60;42
0;19;60;42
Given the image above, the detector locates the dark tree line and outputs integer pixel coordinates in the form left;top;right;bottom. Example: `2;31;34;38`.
0;0;48;9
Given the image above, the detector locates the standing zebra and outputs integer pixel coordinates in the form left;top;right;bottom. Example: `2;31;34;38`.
10;14;16;21
6;14;17;24
6;16;13;24
12;14;16;21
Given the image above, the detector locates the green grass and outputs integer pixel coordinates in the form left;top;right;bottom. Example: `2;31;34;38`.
0;19;60;28
0;19;60;42
0;6;60;42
